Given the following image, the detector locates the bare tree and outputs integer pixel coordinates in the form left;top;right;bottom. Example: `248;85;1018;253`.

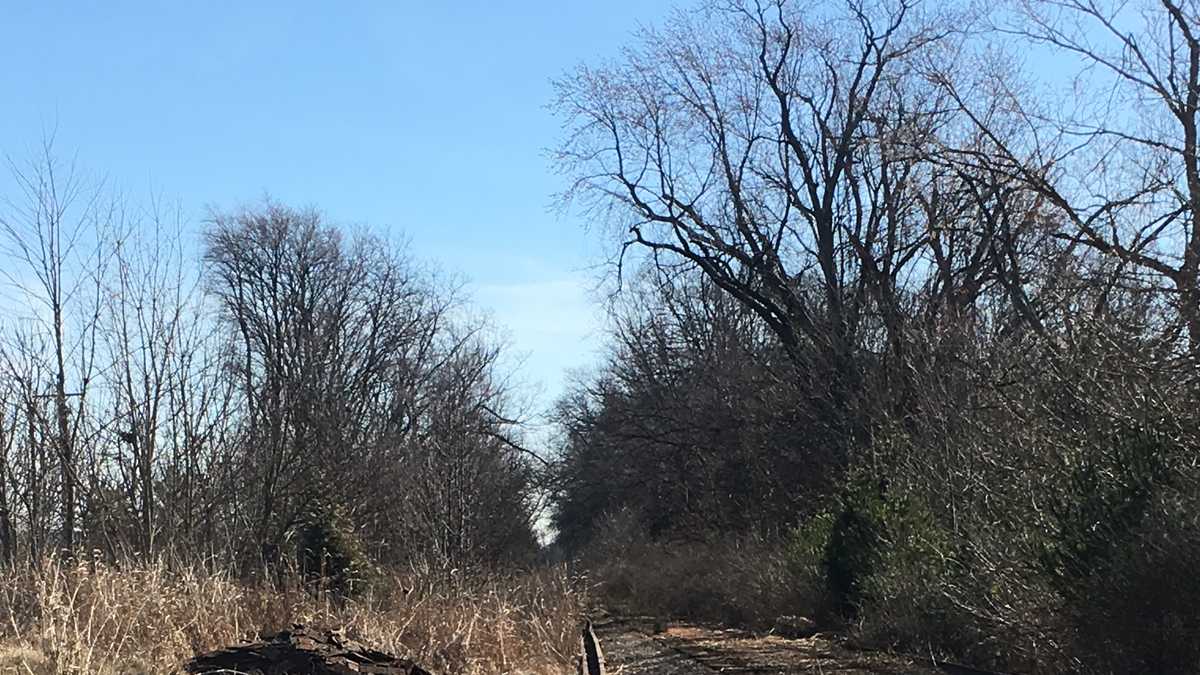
936;0;1200;359
0;151;543;571
0;139;108;554
554;0;969;459
203;202;537;568
0;384;16;566
397;333;538;568
92;199;203;554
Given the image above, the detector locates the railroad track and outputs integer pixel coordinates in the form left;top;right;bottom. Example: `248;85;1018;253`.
582;615;1012;675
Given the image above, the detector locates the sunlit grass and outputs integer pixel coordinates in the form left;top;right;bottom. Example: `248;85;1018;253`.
0;557;584;674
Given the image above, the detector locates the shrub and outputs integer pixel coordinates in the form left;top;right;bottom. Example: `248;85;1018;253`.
782;510;836;622
588;529;812;629
820;475;998;665
823;480;886;616
294;502;375;597
1058;489;1200;674
852;502;991;665
1038;429;1174;601
1029;428;1200;672
821;474;939;617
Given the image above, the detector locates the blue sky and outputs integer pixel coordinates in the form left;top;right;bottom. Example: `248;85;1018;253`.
0;2;676;424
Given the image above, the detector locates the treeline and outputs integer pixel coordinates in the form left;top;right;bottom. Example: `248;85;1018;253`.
550;1;1200;673
0;147;538;575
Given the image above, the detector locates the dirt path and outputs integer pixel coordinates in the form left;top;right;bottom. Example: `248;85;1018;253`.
593;616;946;675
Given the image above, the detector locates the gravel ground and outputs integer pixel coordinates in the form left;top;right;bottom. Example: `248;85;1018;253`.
592;616;946;675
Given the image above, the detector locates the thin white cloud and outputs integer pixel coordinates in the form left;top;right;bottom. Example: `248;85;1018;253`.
472;275;603;407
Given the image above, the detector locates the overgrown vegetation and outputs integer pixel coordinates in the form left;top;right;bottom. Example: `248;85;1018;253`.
549;1;1200;673
0;187;539;574
0;155;548;669
6;1;1200;673
0;557;583;675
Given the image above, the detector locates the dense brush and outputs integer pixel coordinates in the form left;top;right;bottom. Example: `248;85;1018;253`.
0;558;585;675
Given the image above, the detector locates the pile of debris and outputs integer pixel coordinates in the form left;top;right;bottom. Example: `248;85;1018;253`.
185;624;432;675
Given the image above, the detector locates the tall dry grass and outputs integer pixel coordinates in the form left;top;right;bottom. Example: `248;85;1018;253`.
0;557;585;675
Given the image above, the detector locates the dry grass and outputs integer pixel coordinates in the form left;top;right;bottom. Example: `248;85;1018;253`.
0;558;585;675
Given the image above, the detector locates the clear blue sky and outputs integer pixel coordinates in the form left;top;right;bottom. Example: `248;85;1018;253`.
0;2;676;423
